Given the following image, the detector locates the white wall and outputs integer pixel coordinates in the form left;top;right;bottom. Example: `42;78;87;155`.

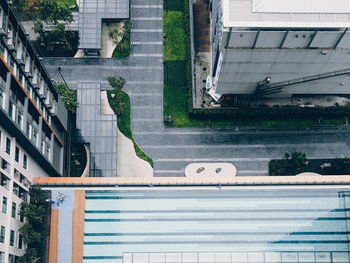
0;124;50;263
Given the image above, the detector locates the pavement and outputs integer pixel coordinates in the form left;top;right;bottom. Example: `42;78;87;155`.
43;0;350;177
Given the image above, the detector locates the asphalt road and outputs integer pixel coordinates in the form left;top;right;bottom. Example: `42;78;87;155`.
43;0;350;177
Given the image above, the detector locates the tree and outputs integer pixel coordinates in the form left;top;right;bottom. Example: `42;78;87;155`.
19;186;49;263
107;76;125;91
107;76;126;116
54;82;78;113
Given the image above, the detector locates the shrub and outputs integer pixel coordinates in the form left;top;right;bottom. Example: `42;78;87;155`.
54;82;78;112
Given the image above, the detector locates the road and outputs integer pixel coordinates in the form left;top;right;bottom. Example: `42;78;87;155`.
43;0;350;177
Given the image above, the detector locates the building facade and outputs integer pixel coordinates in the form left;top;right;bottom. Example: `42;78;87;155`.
210;0;350;97
0;0;70;261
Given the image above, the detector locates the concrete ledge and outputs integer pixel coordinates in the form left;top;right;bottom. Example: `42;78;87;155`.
34;174;350;187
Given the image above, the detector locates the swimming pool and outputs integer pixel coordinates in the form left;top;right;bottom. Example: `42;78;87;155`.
82;188;350;263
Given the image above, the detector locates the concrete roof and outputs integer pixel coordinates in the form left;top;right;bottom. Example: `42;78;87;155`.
223;0;350;28
78;0;129;50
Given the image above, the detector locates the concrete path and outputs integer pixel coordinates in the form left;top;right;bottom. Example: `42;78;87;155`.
43;0;350;177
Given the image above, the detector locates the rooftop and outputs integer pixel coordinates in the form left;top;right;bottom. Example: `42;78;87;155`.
78;0;129;50
223;0;350;28
43;184;350;263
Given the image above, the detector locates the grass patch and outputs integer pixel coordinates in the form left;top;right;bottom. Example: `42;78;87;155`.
163;11;187;61
270;158;350;176
164;61;187;87
107;90;153;167
164;0;184;11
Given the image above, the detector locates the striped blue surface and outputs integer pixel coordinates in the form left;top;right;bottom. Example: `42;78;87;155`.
82;189;350;263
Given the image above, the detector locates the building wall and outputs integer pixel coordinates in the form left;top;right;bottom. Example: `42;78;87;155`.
0;0;69;176
214;27;350;95
0;126;49;263
0;1;70;261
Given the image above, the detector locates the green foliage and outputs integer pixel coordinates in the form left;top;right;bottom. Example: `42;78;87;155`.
163;11;187;61
164;61;187;87
164;0;184;11
54;82;78;112
19;186;49;263
107;76;126;115
112;21;131;58
270;156;350;176
107;76;126;91
107;77;153;166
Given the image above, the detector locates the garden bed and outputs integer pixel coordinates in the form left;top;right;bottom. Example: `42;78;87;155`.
107;90;153;166
269;158;350;176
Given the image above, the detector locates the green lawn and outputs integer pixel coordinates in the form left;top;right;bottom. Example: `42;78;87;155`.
107;90;153;166
163;11;187;61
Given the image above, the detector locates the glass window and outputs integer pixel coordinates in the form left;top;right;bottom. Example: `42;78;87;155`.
26;122;32;139
0;172;9;189
1;196;6;214
1;159;9;173
8;101;15;120
15;146;19;162
9;230;14;246
0;251;4;263
0;89;3;109
5;137;10;154
33;129;38;146
19;205;24;222
16;110;23;129
0;226;5;243
23;154;27;169
11;202;16;218
18;234;22;249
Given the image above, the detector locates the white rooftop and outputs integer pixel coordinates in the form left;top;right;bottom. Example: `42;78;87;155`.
223;0;350;28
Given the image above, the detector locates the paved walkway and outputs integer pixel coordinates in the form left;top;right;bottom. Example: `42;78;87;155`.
43;0;350;177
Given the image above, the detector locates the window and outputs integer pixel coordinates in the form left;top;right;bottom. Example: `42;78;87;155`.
8;101;15;120
1;197;6;213
5;137;10;154
0;226;5;243
23;154;27;169
15;146;19;162
26;122;32;139
0;88;3;109
0;173;8;189
19;205;24;222
18;234;22;249
11;202;16;218
9;230;14;246
33;129;38;146
1;159;9;173
8;254;19;263
16;110;23;129
0;251;4;263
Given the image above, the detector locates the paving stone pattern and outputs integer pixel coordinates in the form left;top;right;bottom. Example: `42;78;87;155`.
44;0;350;177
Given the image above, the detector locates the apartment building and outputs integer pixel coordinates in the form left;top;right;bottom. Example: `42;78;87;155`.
0;0;70;261
209;0;350;98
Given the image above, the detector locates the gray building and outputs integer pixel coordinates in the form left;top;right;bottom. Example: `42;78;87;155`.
0;0;69;177
210;0;350;97
78;0;129;55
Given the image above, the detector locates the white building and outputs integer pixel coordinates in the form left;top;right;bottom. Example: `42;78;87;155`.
210;0;350;97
